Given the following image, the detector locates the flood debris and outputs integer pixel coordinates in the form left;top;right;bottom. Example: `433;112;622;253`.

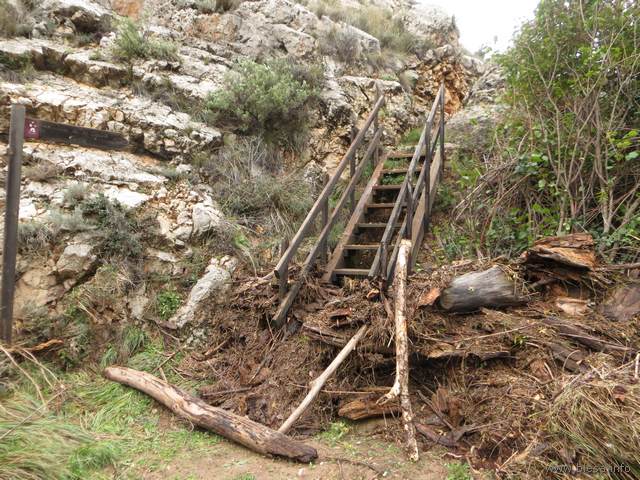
162;233;640;477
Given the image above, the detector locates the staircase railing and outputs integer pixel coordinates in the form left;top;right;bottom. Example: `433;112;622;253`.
272;88;386;327
369;83;446;283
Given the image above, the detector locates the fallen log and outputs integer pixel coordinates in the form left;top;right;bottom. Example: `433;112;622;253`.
379;239;419;461
104;366;317;463
438;266;524;312
338;393;400;420
546;342;588;373
278;324;368;434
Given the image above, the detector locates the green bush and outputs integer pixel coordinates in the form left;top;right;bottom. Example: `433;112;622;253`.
156;290;181;320
319;26;361;63
457;0;640;261
204;58;322;145
112;19;179;62
17;221;57;255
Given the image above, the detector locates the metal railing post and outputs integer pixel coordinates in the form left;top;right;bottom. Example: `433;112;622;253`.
1;105;26;345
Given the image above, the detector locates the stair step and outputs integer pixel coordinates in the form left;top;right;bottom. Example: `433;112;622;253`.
373;184;402;191
333;268;370;277
344;243;380;250
366;202;403;209
382;167;422;174
357;222;400;229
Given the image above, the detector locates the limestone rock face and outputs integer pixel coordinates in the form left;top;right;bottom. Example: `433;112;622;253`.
0;75;222;159
168;256;238;328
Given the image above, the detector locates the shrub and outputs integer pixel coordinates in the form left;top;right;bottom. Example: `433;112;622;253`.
156;290;181;320
457;0;640;261
63;183;88;207
111;19;179;62
17;221;56;255
0;52;36;82
0;0;32;38
80;194;143;262
49;208;92;233
22;160;63;182
206;137;313;235
319;26;361;63
204;58;322;145
176;0;240;13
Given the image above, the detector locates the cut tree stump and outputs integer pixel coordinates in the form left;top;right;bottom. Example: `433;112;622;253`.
438;266;524;312
104;366;317;463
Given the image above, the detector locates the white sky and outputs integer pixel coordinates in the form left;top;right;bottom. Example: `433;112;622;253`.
422;0;540;53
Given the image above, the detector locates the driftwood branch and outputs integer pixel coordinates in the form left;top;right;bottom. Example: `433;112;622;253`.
104;366;317;463
379;239;419;461
278;324;368;434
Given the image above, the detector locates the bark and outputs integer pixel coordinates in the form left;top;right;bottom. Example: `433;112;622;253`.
278;324;368;434
379;239;419;461
104;366;317;463
338;393;400;420
438;266;524;312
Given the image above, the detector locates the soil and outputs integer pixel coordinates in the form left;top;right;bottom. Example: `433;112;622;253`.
144;419;453;480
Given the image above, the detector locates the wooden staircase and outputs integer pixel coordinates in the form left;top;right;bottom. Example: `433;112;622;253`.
272;84;446;326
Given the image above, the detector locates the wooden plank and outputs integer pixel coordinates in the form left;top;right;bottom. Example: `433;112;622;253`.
366;202;399;209
274;95;385;281
321;153;387;283
357;222;392;229
332;268;371;276
343;244;379;250
1;105;25;344
24;117;128;150
373;184;402;191
382;168;422;174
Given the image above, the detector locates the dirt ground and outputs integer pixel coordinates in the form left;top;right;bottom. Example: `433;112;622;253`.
145;419;456;480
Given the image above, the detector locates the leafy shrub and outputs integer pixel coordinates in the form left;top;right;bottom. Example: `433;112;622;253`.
112;19;179;62
63;184;88;207
0;0;32;38
156;290;181;320
22;160;63;182
204;58;322;145
0;52;36;82
457;0;640;261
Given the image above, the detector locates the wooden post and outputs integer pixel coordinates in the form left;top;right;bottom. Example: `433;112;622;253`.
349;127;356;214
423;127;432;230
378;240;418;461
104;366;318;463
439;85;445;172
319;173;330;265
278;325;368;434
278;238;289;301
373;82;382;169
1;105;25;345
405;185;413;241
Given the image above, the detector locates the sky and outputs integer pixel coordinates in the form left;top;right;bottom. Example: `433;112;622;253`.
422;0;540;53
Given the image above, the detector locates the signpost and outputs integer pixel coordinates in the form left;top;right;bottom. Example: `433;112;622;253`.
0;106;128;344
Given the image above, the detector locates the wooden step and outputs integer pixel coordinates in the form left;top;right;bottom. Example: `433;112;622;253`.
388;150;423;159
382;167;422;174
343;243;379;250
357;222;400;229
332;268;370;277
373;184;402;191
366;202;403;209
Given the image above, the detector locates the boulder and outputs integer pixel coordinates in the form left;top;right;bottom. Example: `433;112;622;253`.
55;243;97;279
169;256;237;328
41;0;113;33
191;201;224;236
